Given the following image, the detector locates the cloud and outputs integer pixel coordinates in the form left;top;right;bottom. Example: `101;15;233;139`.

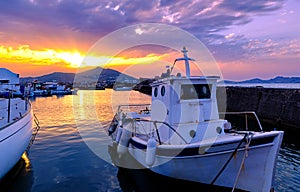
0;0;286;36
0;0;294;72
225;33;235;39
244;38;300;58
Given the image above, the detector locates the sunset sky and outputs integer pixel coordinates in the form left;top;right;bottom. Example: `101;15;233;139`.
0;0;299;80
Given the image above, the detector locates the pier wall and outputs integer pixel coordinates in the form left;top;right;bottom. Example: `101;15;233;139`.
217;87;300;130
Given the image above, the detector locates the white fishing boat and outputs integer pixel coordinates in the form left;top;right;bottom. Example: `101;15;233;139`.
50;87;78;95
0;69;36;179
108;47;284;192
32;89;51;96
113;85;133;91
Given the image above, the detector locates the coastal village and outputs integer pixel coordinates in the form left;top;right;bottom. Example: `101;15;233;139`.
0;67;141;98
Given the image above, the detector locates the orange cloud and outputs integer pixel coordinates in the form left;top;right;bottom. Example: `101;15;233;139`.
0;45;84;68
81;53;168;68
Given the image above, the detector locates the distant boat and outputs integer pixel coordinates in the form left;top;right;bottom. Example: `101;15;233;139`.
113;85;133;91
24;80;78;96
0;68;36;179
32;89;51;97
51;87;78;95
25;80;51;97
108;47;283;192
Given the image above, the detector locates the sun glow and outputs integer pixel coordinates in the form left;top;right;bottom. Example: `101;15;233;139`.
0;45;168;69
56;51;84;68
0;45;84;68
81;53;167;68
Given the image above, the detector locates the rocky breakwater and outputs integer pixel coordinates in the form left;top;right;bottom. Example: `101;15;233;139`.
219;87;300;130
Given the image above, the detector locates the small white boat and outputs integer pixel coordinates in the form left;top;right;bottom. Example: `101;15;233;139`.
108;47;284;192
32;89;50;96
51;88;78;95
113;85;133;91
0;69;36;179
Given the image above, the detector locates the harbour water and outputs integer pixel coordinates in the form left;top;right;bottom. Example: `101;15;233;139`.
0;89;299;192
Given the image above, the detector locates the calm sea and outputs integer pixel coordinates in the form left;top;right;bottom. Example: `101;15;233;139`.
0;89;299;192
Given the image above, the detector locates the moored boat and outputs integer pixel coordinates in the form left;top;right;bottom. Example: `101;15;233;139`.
51;87;78;95
108;47;284;192
0;69;36;179
113;85;133;91
0;97;34;179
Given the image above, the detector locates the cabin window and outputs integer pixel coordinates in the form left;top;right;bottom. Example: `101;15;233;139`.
0;80;9;84
161;86;166;96
154;87;158;97
180;84;211;100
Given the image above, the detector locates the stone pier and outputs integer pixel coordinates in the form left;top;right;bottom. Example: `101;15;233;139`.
218;87;300;130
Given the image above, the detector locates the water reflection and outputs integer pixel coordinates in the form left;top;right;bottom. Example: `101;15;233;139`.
0;153;33;192
274;131;300;192
116;167;246;192
0;90;298;192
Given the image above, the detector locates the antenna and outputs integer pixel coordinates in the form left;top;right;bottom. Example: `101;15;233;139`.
170;47;195;77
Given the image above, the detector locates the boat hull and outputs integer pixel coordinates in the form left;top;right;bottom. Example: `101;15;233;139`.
128;131;283;192
0;109;33;179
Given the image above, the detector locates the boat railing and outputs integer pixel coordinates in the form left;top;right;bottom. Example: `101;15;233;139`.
117;104;151;116
0;97;31;127
133;119;188;145
219;111;263;131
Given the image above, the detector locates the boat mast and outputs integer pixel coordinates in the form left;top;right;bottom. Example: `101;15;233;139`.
182;47;191;78
171;47;195;78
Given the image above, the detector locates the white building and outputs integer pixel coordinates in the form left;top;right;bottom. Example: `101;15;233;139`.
0;68;21;93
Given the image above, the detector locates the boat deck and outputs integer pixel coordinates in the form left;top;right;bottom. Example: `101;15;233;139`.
0;98;30;129
132;130;279;147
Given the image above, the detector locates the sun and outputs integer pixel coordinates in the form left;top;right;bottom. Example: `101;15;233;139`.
56;51;85;68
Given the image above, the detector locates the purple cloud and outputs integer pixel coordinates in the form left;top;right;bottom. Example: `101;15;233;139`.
0;0;296;66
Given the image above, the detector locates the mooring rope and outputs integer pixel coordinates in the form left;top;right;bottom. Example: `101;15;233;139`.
231;133;253;192
210;132;249;185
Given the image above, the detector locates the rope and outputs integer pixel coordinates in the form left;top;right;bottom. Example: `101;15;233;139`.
231;133;253;192
26;113;41;153
210;132;248;185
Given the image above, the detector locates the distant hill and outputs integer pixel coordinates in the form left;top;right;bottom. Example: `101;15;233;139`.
20;72;75;84
223;76;300;84
74;67;136;82
20;67;137;84
20;71;299;86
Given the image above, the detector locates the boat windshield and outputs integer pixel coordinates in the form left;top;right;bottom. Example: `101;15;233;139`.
180;84;211;100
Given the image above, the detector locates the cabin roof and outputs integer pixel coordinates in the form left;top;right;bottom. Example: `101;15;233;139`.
150;75;220;86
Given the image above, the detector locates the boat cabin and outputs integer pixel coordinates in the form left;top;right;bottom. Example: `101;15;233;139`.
148;48;226;144
114;47;227;145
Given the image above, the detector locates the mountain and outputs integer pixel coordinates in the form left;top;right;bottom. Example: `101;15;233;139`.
20;72;75;84
264;76;300;83
223;76;300;84
20;67;137;84
74;67;136;82
20;71;299;86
